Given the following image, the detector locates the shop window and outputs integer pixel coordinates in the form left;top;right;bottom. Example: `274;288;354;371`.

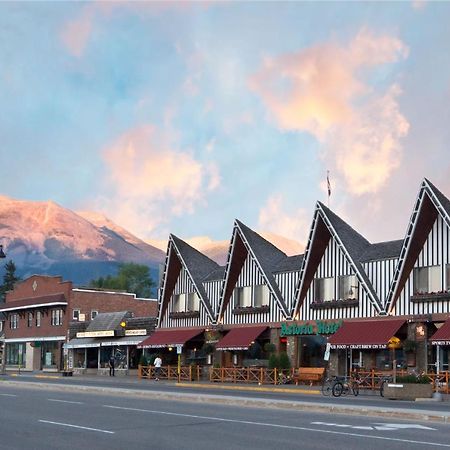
10;314;19;329
338;275;358;300
73;309;80;321
254;285;270;307
35;311;41;327
235;286;252;307
91;310;98;320
27;312;33;328
6;343;26;365
173;294;186;312
187;292;200;311
0;321;3;332
51;309;63;326
314;278;334;302
42;341;58;368
413;266;441;294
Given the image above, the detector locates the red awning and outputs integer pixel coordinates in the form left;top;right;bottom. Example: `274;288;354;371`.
137;329;203;349
328;319;405;349
216;326;267;351
431;318;450;346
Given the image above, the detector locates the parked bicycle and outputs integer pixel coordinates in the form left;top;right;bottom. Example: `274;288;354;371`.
379;375;393;397
331;374;360;397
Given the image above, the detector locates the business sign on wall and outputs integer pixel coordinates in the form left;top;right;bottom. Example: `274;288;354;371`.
280;320;343;337
76;330;115;338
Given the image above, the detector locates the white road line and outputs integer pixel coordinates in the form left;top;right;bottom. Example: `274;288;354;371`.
102;405;450;448
48;399;83;405
0;393;17;397
39;420;114;434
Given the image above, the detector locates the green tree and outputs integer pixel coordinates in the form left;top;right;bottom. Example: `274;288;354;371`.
0;260;20;300
89;263;155;297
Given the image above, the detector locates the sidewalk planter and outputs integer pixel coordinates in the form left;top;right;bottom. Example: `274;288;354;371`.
383;383;433;400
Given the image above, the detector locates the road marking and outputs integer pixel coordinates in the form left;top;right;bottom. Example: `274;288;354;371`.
48;399;83;405
102;405;449;447
0;393;17;397
39;420;114;434
312;421;436;431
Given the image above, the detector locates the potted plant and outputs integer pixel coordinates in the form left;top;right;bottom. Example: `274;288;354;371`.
382;374;433;400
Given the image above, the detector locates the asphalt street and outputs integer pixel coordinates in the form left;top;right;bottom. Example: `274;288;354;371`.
5;373;450;414
0;383;449;450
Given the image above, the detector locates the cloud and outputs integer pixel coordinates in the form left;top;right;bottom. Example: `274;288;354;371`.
99;124;220;238
258;194;309;245
250;28;409;195
60;7;96;57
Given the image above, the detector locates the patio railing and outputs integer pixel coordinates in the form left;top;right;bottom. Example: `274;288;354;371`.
138;365;201;381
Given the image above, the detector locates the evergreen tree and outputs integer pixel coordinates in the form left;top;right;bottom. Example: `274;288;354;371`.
89;263;155;297
0;260;20;301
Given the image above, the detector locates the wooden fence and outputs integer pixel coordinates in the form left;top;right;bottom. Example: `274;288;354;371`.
209;367;297;384
138;365;201;381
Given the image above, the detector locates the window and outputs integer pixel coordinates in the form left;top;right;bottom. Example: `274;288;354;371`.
187;292;200;311
254;285;270;307
35;311;41;327
314;278;334;302
446;265;450;291
0;321;3;332
413;266;441;294
51;309;63;326
27;312;33;328
235;286;252;307
10;314;19;329
173;294;186;312
338;275;358;300
73;309;80;321
91;310;98;320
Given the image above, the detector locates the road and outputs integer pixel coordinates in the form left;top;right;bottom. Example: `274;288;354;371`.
0;382;449;450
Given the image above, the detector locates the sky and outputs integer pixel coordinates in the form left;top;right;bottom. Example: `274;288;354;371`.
1;1;450;249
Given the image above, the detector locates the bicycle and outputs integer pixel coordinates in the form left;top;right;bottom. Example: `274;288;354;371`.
321;376;337;396
379;375;393;397
332;375;360;397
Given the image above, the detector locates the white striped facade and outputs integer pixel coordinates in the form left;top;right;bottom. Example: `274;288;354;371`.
363;258;398;311
299;237;378;321
274;270;301;314
204;280;222;317
160;267;212;328
392;215;450;316
221;253;287;325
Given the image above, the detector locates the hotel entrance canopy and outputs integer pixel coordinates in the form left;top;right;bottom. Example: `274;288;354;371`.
328;319;405;349
215;326;267;351
431;318;450;346
137;329;204;349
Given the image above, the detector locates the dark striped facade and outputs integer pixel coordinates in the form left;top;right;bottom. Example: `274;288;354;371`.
158;178;450;333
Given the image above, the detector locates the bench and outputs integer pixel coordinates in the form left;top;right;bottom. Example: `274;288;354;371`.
294;367;325;385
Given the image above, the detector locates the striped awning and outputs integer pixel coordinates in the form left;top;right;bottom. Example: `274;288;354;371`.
215;326;267;351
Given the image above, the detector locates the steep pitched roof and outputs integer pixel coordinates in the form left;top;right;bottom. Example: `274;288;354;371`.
293;202;382;316
158;235;219;324
359;240;403;262
218;220;291;320
274;254;304;273
86;311;131;332
386;178;450;312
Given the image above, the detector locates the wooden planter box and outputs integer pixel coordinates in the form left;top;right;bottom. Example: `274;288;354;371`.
383;383;433;400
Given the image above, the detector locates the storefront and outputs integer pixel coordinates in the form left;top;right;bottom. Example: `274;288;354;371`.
430;317;450;372
327;318;407;375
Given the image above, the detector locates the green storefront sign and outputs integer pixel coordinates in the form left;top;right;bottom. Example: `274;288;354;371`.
280;320;342;337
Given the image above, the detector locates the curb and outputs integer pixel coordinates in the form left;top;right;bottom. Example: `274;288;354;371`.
1;379;449;424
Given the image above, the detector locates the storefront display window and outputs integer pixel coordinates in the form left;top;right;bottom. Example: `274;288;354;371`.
299;335;327;367
41;341;59;368
6;343;26;365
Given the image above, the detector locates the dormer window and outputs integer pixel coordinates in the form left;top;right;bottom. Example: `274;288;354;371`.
314;278;334;302
174;293;186;312
187;292;200;311
234;285;269;308
254;285;270;307
414;266;440;295
338;275;358;300
234;286;252;307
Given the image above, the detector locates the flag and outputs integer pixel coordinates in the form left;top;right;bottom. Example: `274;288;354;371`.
327;171;331;198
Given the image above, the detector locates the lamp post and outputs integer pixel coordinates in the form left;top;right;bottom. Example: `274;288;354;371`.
0;244;6;375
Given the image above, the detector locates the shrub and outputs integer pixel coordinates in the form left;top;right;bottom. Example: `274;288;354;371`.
268;353;279;369
264;343;276;354
278;352;291;370
396;375;430;384
139;354;148;366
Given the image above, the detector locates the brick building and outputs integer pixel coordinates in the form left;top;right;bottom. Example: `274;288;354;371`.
0;275;157;372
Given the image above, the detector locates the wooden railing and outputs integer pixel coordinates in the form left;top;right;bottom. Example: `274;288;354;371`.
210;367;298;385
138;365;201;381
350;369;450;394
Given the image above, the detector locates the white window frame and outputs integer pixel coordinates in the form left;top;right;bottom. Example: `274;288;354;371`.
10;313;19;329
187;292;200;312
253;285;270;307
414;266;441;294
35;311;41;327
91;310;98;320
314;277;334;302
235;286;252;307
338;275;358;300
27;312;33;328
73;309;80;321
51;309;63;326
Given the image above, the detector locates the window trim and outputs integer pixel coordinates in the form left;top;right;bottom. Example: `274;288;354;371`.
73;309;80;321
90;310;98;320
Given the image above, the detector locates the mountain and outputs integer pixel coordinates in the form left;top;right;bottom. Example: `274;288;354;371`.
0;196;165;286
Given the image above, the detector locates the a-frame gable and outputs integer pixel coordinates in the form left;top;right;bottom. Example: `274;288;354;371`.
293;202;382;318
158;235;217;326
386;178;450;313
218;220;290;322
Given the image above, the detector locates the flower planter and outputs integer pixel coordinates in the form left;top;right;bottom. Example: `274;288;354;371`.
383;383;433;400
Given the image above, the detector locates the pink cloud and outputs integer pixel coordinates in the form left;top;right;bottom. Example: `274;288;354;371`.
250;29;409;195
99;125;220;238
61;9;95;58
